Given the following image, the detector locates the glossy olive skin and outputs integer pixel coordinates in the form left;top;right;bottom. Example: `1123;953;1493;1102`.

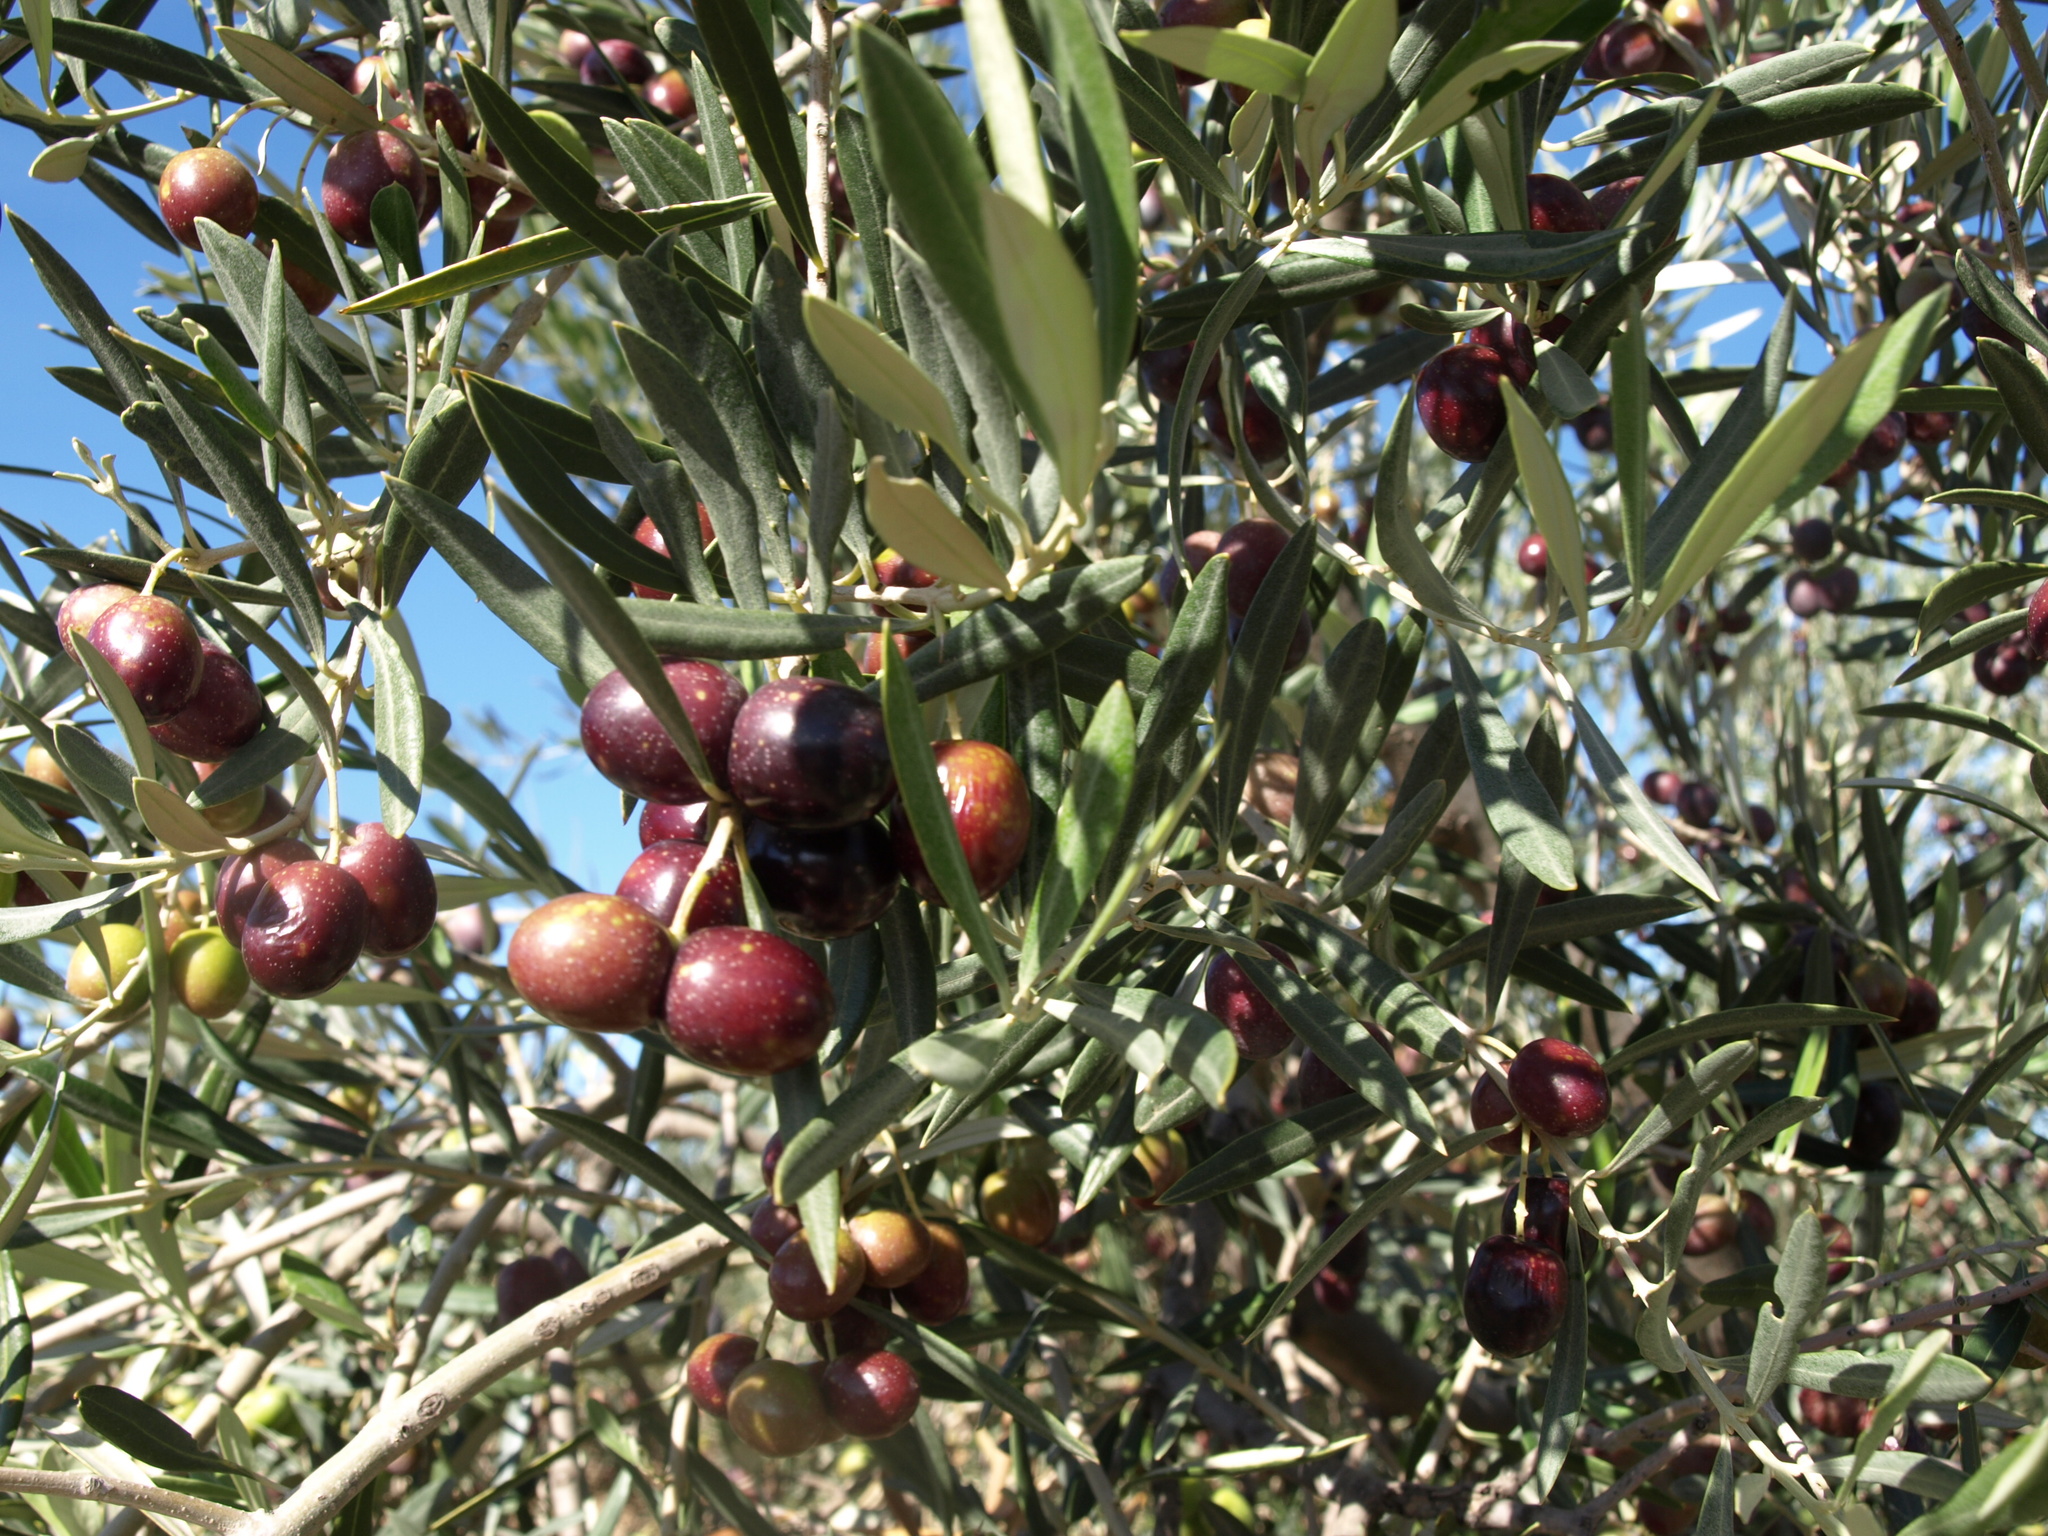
216;838;315;945
66;922;148;1019
580;36;653;84
241;861;371;999
807;1284;896;1356
749;1200;803;1260
86;595;205;724
615;839;743;932
627;510;714;599
684;1332;758;1417
1204;941;1298;1060
1587;177;1642;228
148;643;264;761
979;1168;1060;1248
170;928;249;1020
639;800;709;846
256;238;337;315
56;584;131;665
890;740;1029;905
158;147;259;250
1516;534;1549;578
1211;519;1291;618
767;1228;868;1320
322;130;426;247
507;893;673;1033
1789;518;1835;564
336;823;438;958
1641;769;1682;806
644;68;695;119
1846;1081;1903;1169
579;659;747;804
1525;173;1601;234
665;926;833;1075
495;1255;569;1326
1296;1048;1349;1109
1508;1038;1611;1140
1471;1073;1522;1153
1463;1234;1567;1358
821;1349;922;1439
727;1360;829;1458
1417;344;1511;463
848;1209;932;1289
745;818;898;940
892;1221;969;1324
729;677;895;829
1675;780;1720;828
1500;1176;1574;1260
1892;976;1942;1040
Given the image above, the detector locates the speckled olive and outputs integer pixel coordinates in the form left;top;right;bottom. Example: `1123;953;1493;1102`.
639;801;710;846
215;839;315;946
848;1209;932;1289
728;677;894;829
56;584;131;664
665;926;833;1074
1507;1038;1611;1140
1204;941;1298;1060
1417;344;1511;463
322;130;426;247
170;928;248;1020
1296;1048;1349;1108
1463;1234;1566;1358
85;594;204;724
820;1350;922;1439
979;1168;1059;1248
507;893;673;1033
615;839;743;932
726;1360;829;1458
890;740;1029;905
496;1254;568;1326
685;1332;758;1417
337;823;438;958
241;861;370;999
158;147;259;251
767;1228;868;1320
893;1221;969;1324
147;642;264;761
579;659;747;804
66;922;148;1019
1471;1073;1522;1153
745;818;897;940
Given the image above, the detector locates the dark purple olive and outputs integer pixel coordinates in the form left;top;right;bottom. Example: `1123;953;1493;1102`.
1204;942;1298;1060
579;659;748;804
1507;1038;1610;1139
665;926;834;1076
321;129;426;248
215;839;315;946
240;860;371;998
1297;1048;1349;1108
639;801;710;846
86;594;205;724
615;839;744;931
336;822;438;957
507;893;673;1033
1845;1080;1902;1169
1417;344;1511;463
1463;1234;1567;1357
147;642;263;761
1789;519;1834;564
728;677;895;829
1675;780;1720;828
745;818;898;940
158;147;259;251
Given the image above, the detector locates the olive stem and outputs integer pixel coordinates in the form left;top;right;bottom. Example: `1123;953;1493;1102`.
0;1470;257;1533
670;810;737;943
1919;0;2037;318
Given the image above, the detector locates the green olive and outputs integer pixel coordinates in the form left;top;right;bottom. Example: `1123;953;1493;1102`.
66;923;149;1020
170;928;248;1020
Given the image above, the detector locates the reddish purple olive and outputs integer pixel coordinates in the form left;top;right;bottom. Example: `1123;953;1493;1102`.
1526;173;1600;234
1819;566;1861;614
727;1360;829;1458
86;595;204;723
1907;410;1956;444
1574;404;1614;452
626;510;712;599
1641;770;1682;806
157;147;259;251
745;818;898;939
496;1254;571;1326
1847;955;1907;1019
1675;780;1720;828
685;1332;758;1417
579;659;748;804
1720;606;1753;634
241;860;371;999
749;1200;803;1259
336;822;438;957
979;1168;1059;1248
1892;976;1941;1040
2028;578;2048;659
1500;1176;1574;1259
1789;519;1835;564
1587;176;1644;227
1472;1073;1522;1153
1517;535;1549;579
890;740;1029;905
808;1285;896;1356
392;81;470;147
893;1221;969;1324
1417;344;1510;463
1785;571;1827;618
644;68;695;119
1597;18;1668;76
147;642;264;761
216;839;315;946
728;677;895;829
580;36;653;85
848;1209;932;1289
1296;1048;1349;1108
820;1349;921;1439
1201;388;1289;468
300;49;358;86
1975;638;2034;695
1850;411;1908;473
664;926;834;1075
1507;1038;1611;1140
1204;941;1298;1060
1746;804;1778;843
549;1247;588;1290
321;129;426;248
56;584;132;666
1464;1234;1567;1357
639;801;710;846
761;1132;784;1183
616;839;744;931
1470;313;1536;388
1801;1388;1872;1439
506;892;674;1033
767;1228;868;1320
1139;344;1219;406
256;238;337;316
1846;1081;1902;1169
1211;519;1291;618
1684;1195;1740;1255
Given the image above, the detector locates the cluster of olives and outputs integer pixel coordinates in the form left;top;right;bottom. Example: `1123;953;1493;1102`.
506;637;1029;1077
1461;1040;1612;1358
48;584;437;1011
1638;770;1775;846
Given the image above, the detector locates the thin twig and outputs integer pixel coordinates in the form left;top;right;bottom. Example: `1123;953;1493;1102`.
0;1470;257;1534
1994;0;2048;115
477;264;582;379
805;0;837;296
1920;0;2036;309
